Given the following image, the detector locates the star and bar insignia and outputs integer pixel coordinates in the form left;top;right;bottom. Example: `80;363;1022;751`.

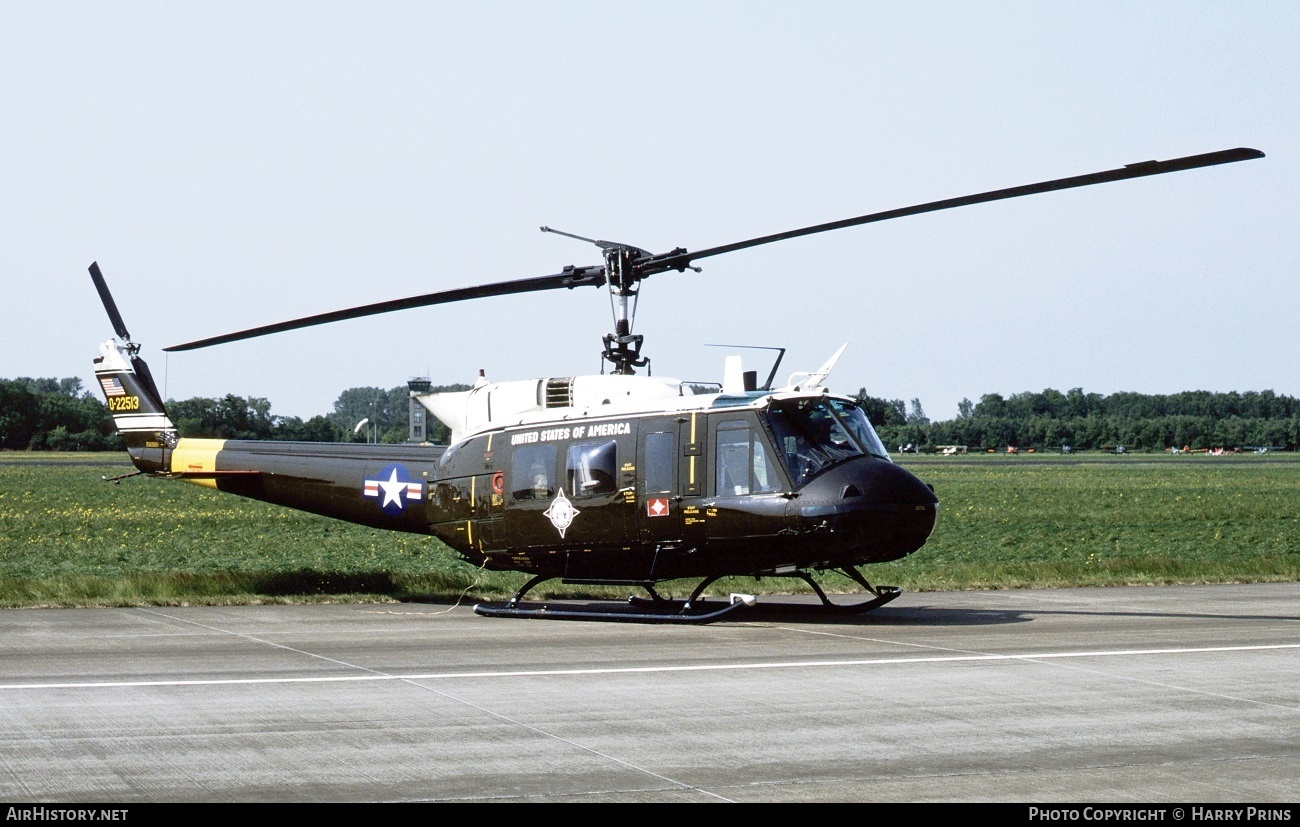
363;464;423;514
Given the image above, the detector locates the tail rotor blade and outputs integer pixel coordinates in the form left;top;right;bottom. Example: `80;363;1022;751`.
89;261;132;341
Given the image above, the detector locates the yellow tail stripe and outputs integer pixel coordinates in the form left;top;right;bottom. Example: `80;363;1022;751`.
170;438;226;489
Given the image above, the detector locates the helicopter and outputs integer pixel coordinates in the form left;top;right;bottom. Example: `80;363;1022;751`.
90;147;1263;623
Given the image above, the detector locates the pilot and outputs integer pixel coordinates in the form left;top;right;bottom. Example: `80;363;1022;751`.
791;433;818;486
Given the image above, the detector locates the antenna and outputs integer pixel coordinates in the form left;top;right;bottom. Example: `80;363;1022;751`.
705;344;787;390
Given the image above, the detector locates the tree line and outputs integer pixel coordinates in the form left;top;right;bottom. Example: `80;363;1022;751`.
166;383;471;444
3;376;1296;452
0;378;122;450
857;388;1300;452
0;378;468;450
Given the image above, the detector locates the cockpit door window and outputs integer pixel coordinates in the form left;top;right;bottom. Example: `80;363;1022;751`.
714;418;782;496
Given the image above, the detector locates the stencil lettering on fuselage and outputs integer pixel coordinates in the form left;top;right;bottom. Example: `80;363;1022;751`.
509;421;631;446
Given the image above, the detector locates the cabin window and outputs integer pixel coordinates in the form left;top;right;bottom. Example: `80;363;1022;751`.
511;444;556;500
642;431;675;495
714;419;781;496
566;440;618;498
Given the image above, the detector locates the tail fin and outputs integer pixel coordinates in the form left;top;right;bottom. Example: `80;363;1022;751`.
89;262;177;474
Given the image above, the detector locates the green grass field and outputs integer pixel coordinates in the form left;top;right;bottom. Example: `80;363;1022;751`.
0;452;1296;607
879;454;1300;590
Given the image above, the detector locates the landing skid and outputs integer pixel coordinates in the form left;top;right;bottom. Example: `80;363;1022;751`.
629;567;900;617
472;567;899;624
779;566;901;615
473;573;754;624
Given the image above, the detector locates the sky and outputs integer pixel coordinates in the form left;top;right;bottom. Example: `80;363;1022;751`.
2;2;1295;422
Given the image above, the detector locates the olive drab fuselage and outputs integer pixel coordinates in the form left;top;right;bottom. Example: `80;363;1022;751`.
426;403;938;580
94;333;937;583
155;395;938;583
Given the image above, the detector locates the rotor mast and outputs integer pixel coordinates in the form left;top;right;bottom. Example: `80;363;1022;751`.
541;225;692;375
602;245;647;375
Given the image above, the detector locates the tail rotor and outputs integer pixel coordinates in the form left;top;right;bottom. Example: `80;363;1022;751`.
89;261;132;342
88;262;176;472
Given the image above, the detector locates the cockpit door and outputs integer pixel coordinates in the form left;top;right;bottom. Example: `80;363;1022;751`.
704;412;791;540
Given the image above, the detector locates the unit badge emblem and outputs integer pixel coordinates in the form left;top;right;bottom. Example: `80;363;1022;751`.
543;487;580;538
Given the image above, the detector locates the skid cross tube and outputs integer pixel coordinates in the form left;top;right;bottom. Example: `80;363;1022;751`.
474;566;901;622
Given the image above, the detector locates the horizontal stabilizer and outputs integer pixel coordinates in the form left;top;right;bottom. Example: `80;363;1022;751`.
165;470;263;480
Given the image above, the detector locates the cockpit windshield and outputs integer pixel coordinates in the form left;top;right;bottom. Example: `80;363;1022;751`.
763;397;891;488
826;398;891;461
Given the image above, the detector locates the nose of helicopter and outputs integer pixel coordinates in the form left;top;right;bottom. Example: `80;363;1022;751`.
791;457;939;564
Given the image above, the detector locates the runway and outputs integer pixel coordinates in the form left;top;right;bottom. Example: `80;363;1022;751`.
0;583;1296;802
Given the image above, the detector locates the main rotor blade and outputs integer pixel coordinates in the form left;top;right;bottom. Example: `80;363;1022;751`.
88;261;131;341
165;267;604;352
165;147;1262;352
654;147;1264;269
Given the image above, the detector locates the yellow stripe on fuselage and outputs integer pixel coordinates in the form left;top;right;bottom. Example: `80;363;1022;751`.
689;412;697;486
170;438;226;489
